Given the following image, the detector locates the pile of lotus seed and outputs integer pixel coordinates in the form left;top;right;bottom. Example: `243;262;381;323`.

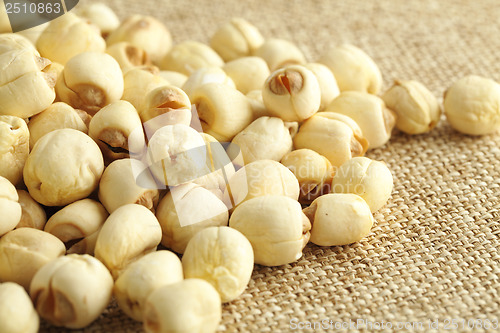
1;3;500;333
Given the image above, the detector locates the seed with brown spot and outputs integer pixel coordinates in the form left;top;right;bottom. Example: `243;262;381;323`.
269;70;304;95
263;65;321;122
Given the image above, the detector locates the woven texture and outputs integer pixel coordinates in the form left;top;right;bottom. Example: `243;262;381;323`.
40;0;500;332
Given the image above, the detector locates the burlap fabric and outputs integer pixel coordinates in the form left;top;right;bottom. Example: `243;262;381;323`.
39;0;500;332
